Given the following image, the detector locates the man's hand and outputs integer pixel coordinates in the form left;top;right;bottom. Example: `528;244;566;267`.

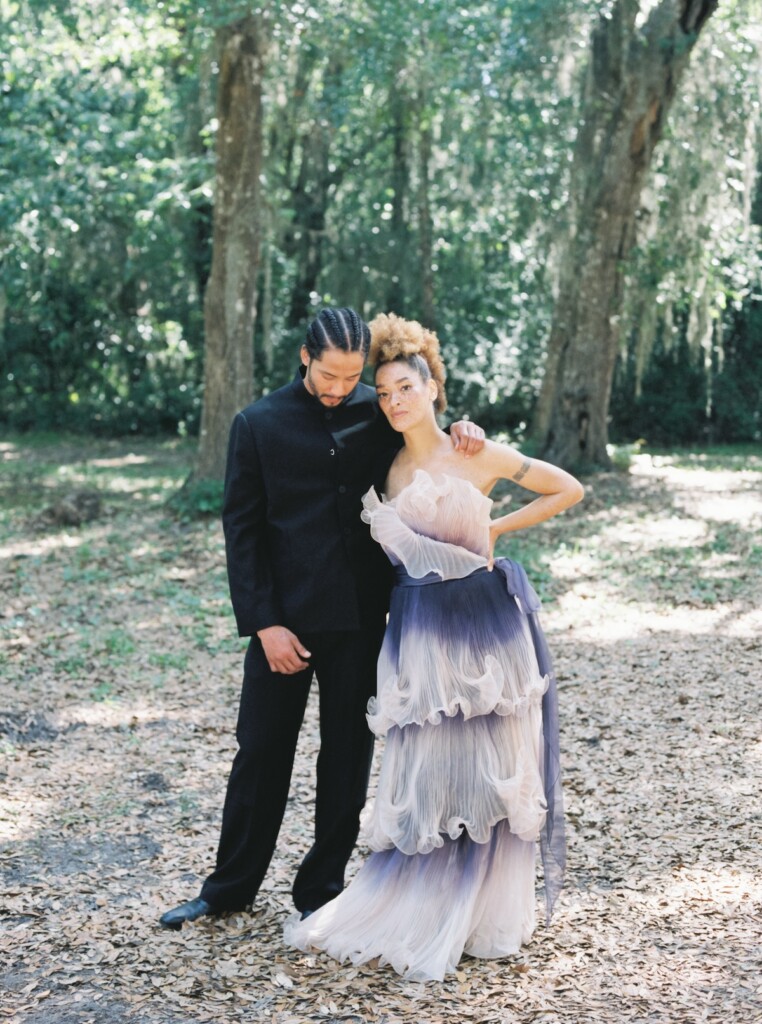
257;626;311;675
450;420;485;458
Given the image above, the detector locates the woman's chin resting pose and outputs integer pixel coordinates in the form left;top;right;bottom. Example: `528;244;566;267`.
285;312;583;982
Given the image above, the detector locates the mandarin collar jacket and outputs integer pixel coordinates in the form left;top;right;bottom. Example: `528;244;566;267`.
222;368;401;637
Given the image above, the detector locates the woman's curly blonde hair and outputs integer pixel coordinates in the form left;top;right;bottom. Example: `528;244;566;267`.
367;312;448;413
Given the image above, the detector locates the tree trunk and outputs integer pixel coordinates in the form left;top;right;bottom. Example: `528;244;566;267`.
533;0;718;469
285;123;330;329
283;56;346;330
193;15;266;482
417;92;436;328
261;203;274;377
386;92;410;315
180;43;215;312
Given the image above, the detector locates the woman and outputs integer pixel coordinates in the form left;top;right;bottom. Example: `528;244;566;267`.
286;313;583;981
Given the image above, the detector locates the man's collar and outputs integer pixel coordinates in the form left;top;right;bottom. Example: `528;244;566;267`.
290;365;311;399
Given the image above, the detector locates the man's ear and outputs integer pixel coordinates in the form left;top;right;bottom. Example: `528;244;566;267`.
300;345;310;367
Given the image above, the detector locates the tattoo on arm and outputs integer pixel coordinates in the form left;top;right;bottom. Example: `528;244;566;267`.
512;459;531;483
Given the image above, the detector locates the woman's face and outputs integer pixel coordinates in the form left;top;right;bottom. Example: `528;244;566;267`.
375;360;437;431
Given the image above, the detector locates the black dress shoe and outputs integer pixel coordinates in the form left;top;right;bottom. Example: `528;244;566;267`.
159;897;213;930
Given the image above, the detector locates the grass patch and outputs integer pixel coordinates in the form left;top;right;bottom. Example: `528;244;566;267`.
167;477;225;520
0;432;195;523
644;443;762;471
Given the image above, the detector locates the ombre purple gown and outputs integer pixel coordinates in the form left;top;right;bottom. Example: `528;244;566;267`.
285;470;565;981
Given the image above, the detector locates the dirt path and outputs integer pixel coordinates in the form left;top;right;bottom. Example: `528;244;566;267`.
1;439;760;1024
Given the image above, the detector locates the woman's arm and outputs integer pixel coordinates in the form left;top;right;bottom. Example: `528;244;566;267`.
478;440;584;549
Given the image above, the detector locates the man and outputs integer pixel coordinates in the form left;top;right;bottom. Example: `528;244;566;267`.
159;307;483;929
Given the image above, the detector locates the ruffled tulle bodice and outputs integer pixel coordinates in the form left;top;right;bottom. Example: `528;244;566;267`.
361;468;492;579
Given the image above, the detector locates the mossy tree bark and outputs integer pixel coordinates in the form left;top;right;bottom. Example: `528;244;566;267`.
533;0;718;470
193;14;267;483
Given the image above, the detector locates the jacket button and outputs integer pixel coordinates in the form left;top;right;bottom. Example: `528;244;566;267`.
338;485;347;494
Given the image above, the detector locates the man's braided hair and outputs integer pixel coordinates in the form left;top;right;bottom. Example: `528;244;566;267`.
305;308;371;359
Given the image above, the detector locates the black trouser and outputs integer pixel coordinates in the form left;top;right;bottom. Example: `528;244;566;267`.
200;622;384;913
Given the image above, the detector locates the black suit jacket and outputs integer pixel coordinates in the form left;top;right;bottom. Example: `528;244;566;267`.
222;369;401;637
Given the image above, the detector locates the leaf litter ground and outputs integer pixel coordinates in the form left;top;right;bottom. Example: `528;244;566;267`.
1;437;760;1024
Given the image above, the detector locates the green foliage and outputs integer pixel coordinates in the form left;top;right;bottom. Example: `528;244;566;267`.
1;0;760;446
612;332;710;447
0;0;209;433
167;477;224;520
611;296;762;446
606;440;647;472
712;301;762;442
256;0;588;423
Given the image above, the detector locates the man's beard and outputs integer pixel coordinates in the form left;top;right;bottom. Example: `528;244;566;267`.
305;362;348;405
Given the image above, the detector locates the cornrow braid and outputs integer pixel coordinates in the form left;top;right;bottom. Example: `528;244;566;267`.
305;307;371;359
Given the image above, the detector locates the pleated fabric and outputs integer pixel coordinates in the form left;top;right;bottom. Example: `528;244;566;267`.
285;471;565;981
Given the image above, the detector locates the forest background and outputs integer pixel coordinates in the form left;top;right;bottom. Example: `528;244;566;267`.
1;0;761;476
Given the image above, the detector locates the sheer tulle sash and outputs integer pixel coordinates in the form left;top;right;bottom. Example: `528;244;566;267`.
394;565;488;587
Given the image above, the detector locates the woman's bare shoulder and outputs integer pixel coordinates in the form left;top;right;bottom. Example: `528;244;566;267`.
383;452;414;499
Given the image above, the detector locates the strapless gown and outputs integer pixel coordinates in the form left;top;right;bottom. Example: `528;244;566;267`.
285;470;565;981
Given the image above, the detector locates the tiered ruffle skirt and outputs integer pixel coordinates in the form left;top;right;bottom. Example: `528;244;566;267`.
286;555;563;981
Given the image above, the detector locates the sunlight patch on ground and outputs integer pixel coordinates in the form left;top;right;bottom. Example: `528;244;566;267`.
551;550;599;580
549;591;653;640
129;541;173;560
618;604;733;634
54;699;203;730
598;515;709;549
1;516;182;561
716;608;762;639
629;458;762;527
693;493;762;523
0;531;89;560
660;866;761;907
548;593;742;642
0;795;54;841
632;456;762;494
162;565;202;582
87;455;152;468
56;466;179;496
